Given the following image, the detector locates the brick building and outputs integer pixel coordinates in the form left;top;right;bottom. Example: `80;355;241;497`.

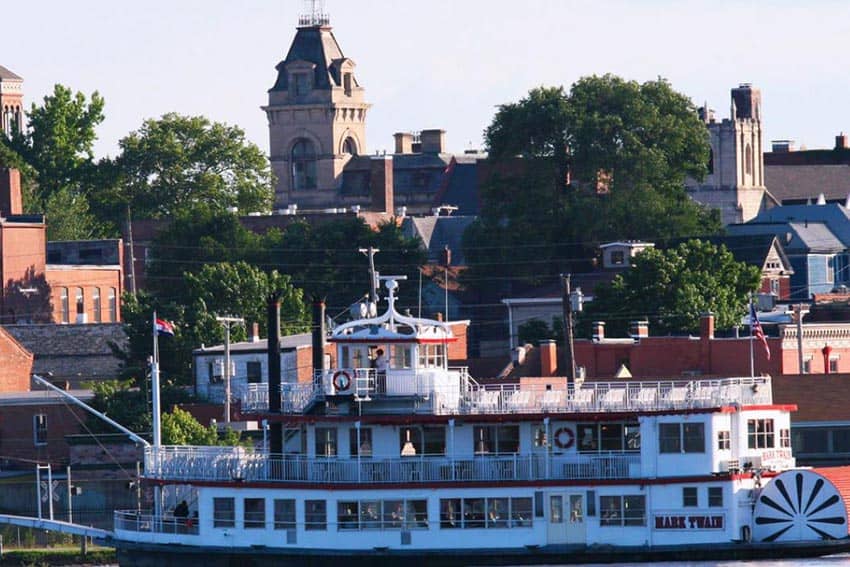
0;65;124;325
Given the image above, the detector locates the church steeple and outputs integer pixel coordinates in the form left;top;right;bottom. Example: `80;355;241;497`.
263;3;370;210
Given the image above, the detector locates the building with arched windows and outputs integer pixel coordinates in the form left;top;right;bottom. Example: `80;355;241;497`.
264;10;370;210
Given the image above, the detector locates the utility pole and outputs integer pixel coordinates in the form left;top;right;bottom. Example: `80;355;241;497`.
359;247;380;307
216;316;244;424
126;205;137;297
796;303;809;374
561;274;577;387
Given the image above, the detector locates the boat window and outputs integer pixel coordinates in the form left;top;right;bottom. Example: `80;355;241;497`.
349;428;372;457
213;497;235;528
717;430;731;450
360;501;381;529
464;498;486;528
440;498;532;529
600;495;646;527
473;425;519;455
305;500;326;531
747;419;775;449
338;502;359;530
273;499;296;529
682;487;698;507
579;422;640;453
384;500;404;528
399;426;445;456
244;498;265;528
392;345;412;368
549;495;563;524
418;343;446;369
780;428;791;448
659;422;705;454
708;487;723;507
315;427;338;458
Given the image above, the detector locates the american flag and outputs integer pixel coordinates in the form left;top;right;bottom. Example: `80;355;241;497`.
750;304;770;360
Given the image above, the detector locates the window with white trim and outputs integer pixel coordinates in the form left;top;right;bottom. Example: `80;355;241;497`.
600;495;645;527
717;430;731;450
213;497;235;528
659;422;705;453
748;419;775;449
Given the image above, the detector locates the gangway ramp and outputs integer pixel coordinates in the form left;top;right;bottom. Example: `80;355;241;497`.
0;513;112;542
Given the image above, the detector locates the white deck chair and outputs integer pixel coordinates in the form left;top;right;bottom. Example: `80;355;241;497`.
635;387;658;410
571;388;595;409
601;388;626;410
665;386;688;406
541;390;565;411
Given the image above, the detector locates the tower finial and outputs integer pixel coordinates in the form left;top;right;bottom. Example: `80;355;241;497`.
299;0;330;27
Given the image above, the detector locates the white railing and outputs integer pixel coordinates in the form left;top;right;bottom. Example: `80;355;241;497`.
236;375;772;416
114;510;200;535
144;446;639;485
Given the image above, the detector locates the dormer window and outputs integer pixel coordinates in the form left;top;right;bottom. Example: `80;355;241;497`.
294;73;311;97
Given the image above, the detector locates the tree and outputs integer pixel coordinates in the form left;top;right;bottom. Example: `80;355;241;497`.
466;75;721;294
579;240;761;337
115;113;274;220
162;407;242;446
2;84;106;238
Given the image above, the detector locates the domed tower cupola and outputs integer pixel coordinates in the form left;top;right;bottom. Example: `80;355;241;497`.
264;0;371;210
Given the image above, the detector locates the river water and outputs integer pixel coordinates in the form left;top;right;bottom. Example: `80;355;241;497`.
579;555;850;566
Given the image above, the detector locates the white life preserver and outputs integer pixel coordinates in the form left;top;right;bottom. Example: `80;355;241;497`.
554;427;575;449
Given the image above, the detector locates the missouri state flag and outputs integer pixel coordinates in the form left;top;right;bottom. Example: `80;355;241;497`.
749;304;770;360
155;318;176;337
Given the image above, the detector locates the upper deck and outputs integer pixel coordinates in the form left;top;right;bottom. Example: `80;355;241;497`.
241;375;773;416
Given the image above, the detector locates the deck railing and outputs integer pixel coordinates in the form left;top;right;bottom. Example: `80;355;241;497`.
238;375;772;416
144;446;639;485
114;510;200;535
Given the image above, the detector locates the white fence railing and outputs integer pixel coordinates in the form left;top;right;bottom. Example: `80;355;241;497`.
145;446;639;485
234;375;772;416
114;510;200;535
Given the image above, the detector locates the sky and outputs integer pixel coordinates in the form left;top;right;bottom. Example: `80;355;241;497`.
6;0;850;159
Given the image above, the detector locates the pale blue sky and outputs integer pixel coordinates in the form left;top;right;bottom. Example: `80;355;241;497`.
6;0;850;158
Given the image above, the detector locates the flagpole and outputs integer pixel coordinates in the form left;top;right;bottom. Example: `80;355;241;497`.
152;311;161;448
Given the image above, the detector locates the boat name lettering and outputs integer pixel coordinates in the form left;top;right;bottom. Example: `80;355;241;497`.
654;515;724;530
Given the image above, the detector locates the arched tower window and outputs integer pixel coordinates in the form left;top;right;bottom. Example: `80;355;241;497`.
291;139;318;190
343;137;358;156
707;148;714;174
745;144;753;176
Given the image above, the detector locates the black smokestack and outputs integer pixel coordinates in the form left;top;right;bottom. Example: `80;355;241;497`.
267;292;282;454
312;297;326;380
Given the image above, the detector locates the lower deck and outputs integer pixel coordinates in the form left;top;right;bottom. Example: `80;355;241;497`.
116;478;757;551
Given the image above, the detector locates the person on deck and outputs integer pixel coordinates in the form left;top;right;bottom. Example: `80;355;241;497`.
375;348;388;393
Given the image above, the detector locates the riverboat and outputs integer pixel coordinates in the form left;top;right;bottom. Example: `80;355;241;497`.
112;278;850;566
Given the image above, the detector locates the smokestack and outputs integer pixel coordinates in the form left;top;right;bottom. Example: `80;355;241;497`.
267;293;282;454
312;297;326;380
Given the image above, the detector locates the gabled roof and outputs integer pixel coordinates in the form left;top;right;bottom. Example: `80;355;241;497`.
727;221;844;254
0;65;22;81
666;235;792;273
270;26;346;91
193;333;312;355
743;203;850;247
403;216;475;266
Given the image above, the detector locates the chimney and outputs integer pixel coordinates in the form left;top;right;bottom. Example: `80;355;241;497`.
369;155;393;214
267;293;282;454
394;132;414;154
837;133;849;150
420;129;446;154
699;312;714;375
629;320;649;340
312;297;326;377
700;313;715;340
592;321;606;341
539;340;557;377
251;322;260;343
0;167;22;217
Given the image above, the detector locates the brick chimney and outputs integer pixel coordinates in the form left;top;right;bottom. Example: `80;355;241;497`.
369;155;393;214
251;322;260;343
539;340;557;377
629;320;649;340
394;132;414;154
592;321;605;341
0;167;22;217
837;133;849;150
420;129;446;154
700;313;714;374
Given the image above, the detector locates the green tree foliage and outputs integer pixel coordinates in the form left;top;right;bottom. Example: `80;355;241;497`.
114;113;273;220
162;407;242;446
580;240;761;337
466;75;722;294
86;379;195;436
2;84;106;239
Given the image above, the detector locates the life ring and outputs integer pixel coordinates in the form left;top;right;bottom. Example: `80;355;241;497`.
332;370;352;392
554;427;575;449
